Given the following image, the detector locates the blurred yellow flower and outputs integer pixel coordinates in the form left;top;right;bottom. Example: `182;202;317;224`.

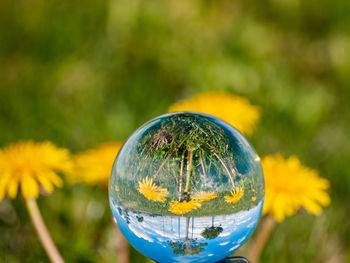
262;154;330;222
252;196;256;201
0;141;73;200
138;177;169;202
68;142;122;186
225;187;244;204
168;200;202;214
192;191;217;202
168;92;260;135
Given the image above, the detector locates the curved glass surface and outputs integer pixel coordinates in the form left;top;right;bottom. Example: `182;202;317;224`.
109;112;264;263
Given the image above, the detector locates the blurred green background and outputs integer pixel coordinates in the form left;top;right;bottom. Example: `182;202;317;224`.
0;0;350;262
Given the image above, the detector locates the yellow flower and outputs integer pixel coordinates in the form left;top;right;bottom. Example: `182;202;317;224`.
0;141;73;200
252;196;256;201
225;187;244;204
168;200;202;214
168;92;260;135
262;154;330;222
138;177;169;202
68;142;123;186
192;191;217;202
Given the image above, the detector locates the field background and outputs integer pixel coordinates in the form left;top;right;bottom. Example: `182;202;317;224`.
0;0;349;262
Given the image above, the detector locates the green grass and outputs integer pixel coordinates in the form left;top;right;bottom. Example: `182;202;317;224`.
112;183;263;217
0;0;350;262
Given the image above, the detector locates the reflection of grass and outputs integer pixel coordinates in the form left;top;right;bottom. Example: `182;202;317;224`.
114;114;264;216
113;181;263;216
129;115;257;195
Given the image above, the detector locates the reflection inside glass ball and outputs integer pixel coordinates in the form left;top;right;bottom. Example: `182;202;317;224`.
109;112;264;263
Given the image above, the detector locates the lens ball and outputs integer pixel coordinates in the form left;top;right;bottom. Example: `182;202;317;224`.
109;112;264;263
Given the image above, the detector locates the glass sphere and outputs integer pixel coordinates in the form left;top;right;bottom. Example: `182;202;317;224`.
109;112;264;263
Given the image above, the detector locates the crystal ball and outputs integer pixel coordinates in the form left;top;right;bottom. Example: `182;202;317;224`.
109;112;264;263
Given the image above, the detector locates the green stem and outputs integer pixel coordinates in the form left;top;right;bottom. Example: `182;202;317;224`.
178;153;185;199
185;217;190;242
199;151;206;178
26;198;65;263
153;129;195;180
213;151;235;189
184;149;193;193
112;217;129;263
153;149;175;179
247;216;276;263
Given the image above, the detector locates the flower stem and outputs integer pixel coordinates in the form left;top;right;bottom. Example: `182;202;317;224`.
184;149;193;193
178;153;185;199
213;151;235;188
247;216;276;263
185;217;190;242
25;198;65;263
199;151;206;178
113;218;129;263
153;149;175;179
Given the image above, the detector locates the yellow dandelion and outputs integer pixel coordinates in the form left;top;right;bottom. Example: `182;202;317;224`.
262;154;330;222
225;187;244;204
138;177;169;202
168;200;202;214
168;92;260;135
68;142;123;186
0;141;73;200
252;196;256;201
0;141;71;262
192;191;217;202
